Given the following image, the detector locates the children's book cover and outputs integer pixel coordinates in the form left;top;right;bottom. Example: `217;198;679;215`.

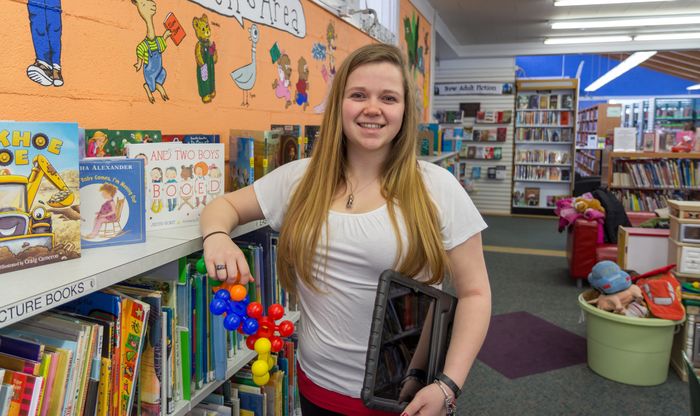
303;125;320;158
0;121;81;274
79;158;146;248
85;129;110;158
162;134;220;144
271;124;301;166
231;137;255;191
126;143;224;230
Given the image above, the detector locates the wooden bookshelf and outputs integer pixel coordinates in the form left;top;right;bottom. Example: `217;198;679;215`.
512;79;577;216
575;104;621;177
605;151;700;212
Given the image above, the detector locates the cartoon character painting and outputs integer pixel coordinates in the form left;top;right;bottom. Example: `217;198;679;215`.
231;24;259;107
193;14;217;103
132;0;172;104
26;0;64;87
314;21;337;114
295;57;309;111
273;53;292;109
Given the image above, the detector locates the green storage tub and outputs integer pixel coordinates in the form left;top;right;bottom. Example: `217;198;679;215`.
578;291;684;386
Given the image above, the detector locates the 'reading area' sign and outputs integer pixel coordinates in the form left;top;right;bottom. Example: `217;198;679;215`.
188;0;306;38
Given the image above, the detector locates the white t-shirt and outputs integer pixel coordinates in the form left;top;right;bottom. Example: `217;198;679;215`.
253;158;487;397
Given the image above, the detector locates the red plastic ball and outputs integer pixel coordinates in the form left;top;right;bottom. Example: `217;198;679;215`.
268;304;284;320
278;320;295;337
246;335;258;350
247;302;264;318
270;336;284;352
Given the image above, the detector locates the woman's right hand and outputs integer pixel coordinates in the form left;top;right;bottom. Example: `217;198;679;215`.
202;233;255;285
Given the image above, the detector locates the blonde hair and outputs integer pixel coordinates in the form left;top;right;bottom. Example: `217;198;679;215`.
277;43;449;294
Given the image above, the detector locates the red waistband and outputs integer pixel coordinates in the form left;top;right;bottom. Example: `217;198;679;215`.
296;363;398;416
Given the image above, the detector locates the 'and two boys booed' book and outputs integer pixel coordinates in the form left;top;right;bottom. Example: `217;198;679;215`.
79;158;146;248
126;143;224;230
0;121;81;274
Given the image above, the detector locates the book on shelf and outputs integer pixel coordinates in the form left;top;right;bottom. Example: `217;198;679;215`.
303;125;320;158
86;130;162;157
271;124;302;166
125;142;224;231
525;187;541;206
79;157;146;249
561;94;573;110
231;136;255;191
0;121;81;274
162;134;220;144
459;102;480;118
642;132;656;152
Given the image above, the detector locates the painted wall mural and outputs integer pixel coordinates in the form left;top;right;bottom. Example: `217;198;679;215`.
230;24;259;106
193;14;218;103
399;0;431;122
132;0;174;103
27;0;64;87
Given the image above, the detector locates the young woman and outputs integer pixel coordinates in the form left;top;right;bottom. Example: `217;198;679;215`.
199;43;491;416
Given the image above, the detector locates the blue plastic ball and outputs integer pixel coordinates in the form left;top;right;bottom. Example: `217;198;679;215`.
214;289;230;301
209;299;228;316
241;318;259;335
224;313;242;331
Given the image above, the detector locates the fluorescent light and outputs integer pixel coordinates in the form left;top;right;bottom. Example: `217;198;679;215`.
552;15;700;29
555;0;675;5
545;35;632;44
635;32;700;41
687;84;700;90
584;51;656;92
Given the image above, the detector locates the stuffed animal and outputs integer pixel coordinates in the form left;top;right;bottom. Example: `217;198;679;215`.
574;196;605;214
588;260;631;294
587;284;644;315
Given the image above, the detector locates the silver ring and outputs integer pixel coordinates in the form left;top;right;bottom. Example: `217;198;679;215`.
215;264;226;271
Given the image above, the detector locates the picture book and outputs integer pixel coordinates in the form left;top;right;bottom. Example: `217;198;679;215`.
163;12;186;46
271;125;301;166
303;125;320;158
525;187;540;206
0;121;81;274
126;142;224;230
162;134;220;144
471;166;481;179
232;137;255;191
79;158;146;248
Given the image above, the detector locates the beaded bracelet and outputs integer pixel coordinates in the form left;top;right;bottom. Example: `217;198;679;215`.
202;230;229;243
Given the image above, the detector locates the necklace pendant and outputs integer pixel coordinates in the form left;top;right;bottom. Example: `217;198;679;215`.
346;193;354;209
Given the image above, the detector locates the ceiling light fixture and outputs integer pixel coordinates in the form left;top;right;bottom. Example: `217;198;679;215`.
552;15;700;29
635;32;700;41
555;0;675;5
687;84;700;90
584;51;657;92
544;35;632;44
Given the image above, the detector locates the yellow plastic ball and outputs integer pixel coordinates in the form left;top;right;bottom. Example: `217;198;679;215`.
253;373;270;386
254;338;272;354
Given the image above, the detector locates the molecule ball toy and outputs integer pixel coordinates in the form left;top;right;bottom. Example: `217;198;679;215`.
208;282;259;335
245;302;295;353
251;338;275;385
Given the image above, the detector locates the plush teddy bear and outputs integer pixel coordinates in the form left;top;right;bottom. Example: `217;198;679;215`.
574;196;605;214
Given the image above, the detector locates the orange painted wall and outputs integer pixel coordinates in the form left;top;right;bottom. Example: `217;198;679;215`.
399;0;432;123
0;0;378;136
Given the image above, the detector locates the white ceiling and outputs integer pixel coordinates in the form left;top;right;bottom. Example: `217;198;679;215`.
429;0;700;59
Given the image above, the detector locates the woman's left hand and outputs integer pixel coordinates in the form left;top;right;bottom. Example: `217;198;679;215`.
401;382;453;416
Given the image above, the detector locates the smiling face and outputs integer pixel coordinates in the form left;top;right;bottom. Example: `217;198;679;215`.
133;0;156;20
341;62;405;157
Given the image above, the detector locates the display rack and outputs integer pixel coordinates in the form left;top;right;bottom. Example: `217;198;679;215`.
575;103;621;177
604;151;700;212
0;219;268;328
512;79;577;215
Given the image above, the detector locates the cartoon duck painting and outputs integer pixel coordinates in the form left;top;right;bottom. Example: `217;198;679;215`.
230;24;259;107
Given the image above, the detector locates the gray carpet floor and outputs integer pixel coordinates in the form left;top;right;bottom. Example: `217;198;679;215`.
481;215;567;251
446;217;689;416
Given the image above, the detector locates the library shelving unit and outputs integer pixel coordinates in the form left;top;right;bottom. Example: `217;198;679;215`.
576;103;621;177
0;219;300;415
654;98;697;134
603;151;700;212
512;78;577;215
